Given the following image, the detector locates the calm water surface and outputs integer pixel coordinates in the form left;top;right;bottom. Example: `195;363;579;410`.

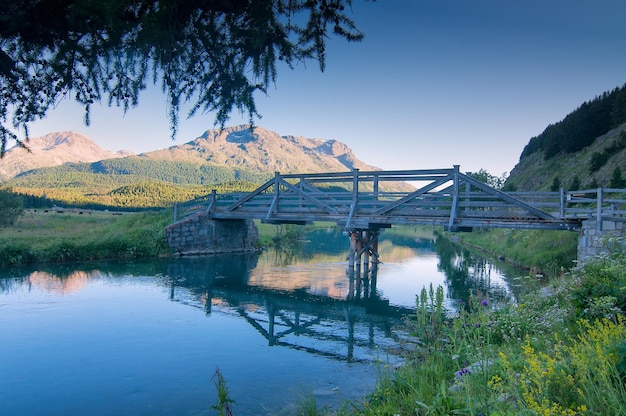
0;229;523;415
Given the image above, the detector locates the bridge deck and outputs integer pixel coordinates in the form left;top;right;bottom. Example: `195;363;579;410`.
174;166;626;232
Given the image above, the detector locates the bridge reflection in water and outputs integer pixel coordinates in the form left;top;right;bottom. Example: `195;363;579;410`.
0;232;520;366
164;253;416;364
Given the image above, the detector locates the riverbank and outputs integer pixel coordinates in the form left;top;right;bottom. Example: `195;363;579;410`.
287;252;625;415
440;228;578;277
0;209;172;267
3;213;623;414
0;210;317;267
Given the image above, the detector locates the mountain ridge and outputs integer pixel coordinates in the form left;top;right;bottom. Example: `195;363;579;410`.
0;131;133;180
3;125;415;208
505;123;626;191
140;125;376;174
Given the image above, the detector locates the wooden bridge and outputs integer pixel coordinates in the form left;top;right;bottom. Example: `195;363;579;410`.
170;166;626;266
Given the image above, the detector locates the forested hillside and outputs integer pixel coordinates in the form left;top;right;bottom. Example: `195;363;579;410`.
506;84;626;191
12;158;270;185
7;159;270;208
520;84;626;160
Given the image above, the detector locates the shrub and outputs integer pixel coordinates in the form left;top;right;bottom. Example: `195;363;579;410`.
569;254;626;319
356;254;626;416
0;189;24;227
0;243;36;267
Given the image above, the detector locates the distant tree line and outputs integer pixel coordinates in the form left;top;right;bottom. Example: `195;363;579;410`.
5;157;269;209
521;84;626;160
11;178;262;210
468;169;507;189
10;158;270;187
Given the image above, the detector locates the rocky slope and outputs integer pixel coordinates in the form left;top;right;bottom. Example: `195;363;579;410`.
505;123;626;191
142;125;377;174
0;131;133;180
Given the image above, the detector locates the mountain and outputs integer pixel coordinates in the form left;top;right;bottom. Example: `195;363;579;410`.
505;84;626;193
0;131;133;180
4;125;412;208
505;123;626;191
142;124;377;173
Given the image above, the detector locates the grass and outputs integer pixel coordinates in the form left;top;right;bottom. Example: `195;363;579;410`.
0;208;334;267
0;208;172;266
0;209;321;267
445;228;578;276
201;227;624;415
283;252;626;415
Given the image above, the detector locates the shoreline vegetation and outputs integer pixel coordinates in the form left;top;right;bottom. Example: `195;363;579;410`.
0;208;173;267
321;251;625;416
440;228;578;278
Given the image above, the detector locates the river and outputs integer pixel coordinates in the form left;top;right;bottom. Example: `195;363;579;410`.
0;227;525;415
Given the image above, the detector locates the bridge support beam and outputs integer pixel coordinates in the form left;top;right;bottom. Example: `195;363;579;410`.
578;219;626;264
165;214;259;256
347;229;380;272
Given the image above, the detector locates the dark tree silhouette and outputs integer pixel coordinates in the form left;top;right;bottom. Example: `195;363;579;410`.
520;84;626;161
0;0;368;156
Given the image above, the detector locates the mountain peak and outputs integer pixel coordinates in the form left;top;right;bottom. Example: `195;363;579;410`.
147;124;375;174
0;131;133;180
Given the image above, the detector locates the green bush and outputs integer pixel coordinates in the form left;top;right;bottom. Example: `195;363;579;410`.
0;189;24;227
47;241;80;263
570;254;626;319
350;254;626;416
0;243;36;266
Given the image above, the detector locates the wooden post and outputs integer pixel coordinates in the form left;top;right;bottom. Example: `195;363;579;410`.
356;231;363;275
371;230;380;266
373;173;379;199
464;181;471;214
352;168;359;216
363;231;370;275
597;187;603;231
206;189;217;216
347;266;355;300
348;231;357;269
449;165;460;231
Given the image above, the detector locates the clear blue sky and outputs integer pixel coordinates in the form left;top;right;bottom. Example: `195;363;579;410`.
16;0;626;177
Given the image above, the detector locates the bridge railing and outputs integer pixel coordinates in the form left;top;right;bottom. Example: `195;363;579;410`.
563;188;626;221
172;190;249;222
171;167;626;230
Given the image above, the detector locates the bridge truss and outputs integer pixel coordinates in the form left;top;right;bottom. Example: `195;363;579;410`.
174;166;626;268
198;166;585;230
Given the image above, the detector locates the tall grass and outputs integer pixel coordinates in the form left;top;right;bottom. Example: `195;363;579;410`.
447;228;578;275
347;253;626;415
0;209;171;266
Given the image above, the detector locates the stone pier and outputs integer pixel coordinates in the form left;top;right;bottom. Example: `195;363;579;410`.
165;214;258;256
577;219;626;264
